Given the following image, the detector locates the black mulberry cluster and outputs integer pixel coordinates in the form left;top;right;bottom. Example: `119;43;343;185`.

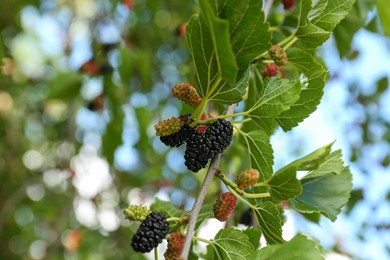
131;212;169;253
159;117;233;172
184;119;233;172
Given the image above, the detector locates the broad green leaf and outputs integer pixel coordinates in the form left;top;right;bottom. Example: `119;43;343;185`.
243;68;276;134
296;0;330;48
150;198;185;218
304;150;344;179
290;167;353;221
276;49;327;131
312;0;356;32
268;166;302;201
253;202;284;244
211;69;249;104
255;233;324;260
248;74;300;134
334;0;376;57
377;0;390;36
199;0;238;86
307;0;328;21
242;227;261;249
211;0;271;79
47;72;83;100
212;228;254;260
276;142;334;174
186;7;238;103
239;129;273;181
195;204;214;230
187;0;271;104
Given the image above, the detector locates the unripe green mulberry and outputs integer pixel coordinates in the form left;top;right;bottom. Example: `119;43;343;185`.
155;117;184;137
236;169;260;189
123;205;151;222
269;45;288;67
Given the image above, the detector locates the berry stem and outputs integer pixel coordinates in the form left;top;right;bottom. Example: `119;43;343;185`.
277;33;296;48
232;118;252;124
242;192;271;199
154;247;158;260
216;170;271;199
253;181;269;187
226;185;256;210
215;169;244;195
192;236;212;245
283;37;298;51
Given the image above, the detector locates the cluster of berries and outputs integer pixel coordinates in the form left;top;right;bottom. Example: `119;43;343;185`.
262;45;288;78
156;116;233;172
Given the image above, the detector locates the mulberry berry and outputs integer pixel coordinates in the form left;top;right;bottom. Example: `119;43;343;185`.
282;0;296;10
164;232;185;260
184;131;215;172
262;63;278;78
213;192;237;222
172;83;202;108
236;169;260;190
269;45;288;67
131;212;169;253
160;125;195;147
205;119;233;154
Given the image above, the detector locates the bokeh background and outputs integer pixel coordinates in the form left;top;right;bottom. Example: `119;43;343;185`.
0;0;389;259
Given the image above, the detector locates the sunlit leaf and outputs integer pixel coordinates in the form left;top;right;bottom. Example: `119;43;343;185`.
253;202;284;244
268;166;302;201
255;233;323;260
290;167;353;221
276;49;328;131
212;228;254;259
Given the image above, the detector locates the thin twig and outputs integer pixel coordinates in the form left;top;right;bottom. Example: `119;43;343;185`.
180;104;236;259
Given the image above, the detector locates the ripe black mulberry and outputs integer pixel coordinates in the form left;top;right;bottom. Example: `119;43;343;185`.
131;212;169;253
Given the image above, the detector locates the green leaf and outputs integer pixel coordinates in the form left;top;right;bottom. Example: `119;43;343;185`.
150;198;185;218
211;0;271;79
296;0;331;48
333;0;376;57
187;0;271;104
186;6;238;103
248;76;300;133
239;129;274;181
47;72;83;100
195;204;214;230
255;233;324;260
304;150;344;179
253;202;284;244
290;167;353;221
268;166;302;201
212;228;254;260
312;0;356;32
276;49;328;131
276;142;334;173
377;0;390;36
242;227;261;250
244;68;275;134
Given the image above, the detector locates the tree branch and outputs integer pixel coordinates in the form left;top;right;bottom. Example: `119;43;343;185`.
180;104;236;259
